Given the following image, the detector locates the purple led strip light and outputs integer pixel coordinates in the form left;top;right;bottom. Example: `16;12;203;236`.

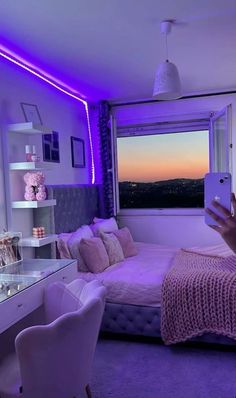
0;46;95;184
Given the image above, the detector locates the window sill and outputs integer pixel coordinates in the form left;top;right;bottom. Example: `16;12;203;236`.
118;208;205;216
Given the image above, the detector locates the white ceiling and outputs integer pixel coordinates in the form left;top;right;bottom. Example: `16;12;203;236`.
0;0;236;102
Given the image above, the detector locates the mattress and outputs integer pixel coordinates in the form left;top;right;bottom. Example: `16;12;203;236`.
77;242;178;307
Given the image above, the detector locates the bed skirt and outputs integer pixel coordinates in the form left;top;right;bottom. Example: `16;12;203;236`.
101;302;236;346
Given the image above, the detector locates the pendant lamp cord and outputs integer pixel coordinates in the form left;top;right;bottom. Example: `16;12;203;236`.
165;33;169;61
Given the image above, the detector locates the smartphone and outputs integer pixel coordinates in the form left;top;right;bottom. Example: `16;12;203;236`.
204;172;232;226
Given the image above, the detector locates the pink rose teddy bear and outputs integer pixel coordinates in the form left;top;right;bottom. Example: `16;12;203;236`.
24;172;47;201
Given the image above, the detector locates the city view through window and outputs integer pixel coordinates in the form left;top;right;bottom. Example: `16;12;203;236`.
117;130;209;208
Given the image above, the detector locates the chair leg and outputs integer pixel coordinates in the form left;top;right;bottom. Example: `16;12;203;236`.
85;384;92;398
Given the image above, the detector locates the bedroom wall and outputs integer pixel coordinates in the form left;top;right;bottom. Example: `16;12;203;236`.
113;93;236;247
0;126;6;231
0;58;101;237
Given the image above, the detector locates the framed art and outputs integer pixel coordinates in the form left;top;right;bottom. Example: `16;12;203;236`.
42;131;60;163
71;137;85;168
21;103;42;124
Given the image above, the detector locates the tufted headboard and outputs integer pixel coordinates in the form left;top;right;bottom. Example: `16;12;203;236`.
34;184;101;257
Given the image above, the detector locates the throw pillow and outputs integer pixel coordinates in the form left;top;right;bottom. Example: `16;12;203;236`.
91;217;118;237
100;232;124;265
67;225;94;272
79;237;109;273
113;227;138;258
57;233;73;259
93;217;105;223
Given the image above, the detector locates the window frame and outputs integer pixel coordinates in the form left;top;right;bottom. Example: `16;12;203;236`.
209;105;232;173
112;109;231;215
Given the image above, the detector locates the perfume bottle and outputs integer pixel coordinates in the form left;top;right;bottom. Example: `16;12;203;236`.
31;145;38;162
25;145;32;162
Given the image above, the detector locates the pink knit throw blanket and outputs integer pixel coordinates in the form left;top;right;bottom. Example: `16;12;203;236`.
161;249;236;345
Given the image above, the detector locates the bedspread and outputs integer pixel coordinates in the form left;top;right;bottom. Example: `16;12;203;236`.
161;249;236;345
77;242;178;307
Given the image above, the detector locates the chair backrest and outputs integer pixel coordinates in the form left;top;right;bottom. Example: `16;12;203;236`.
15;279;106;398
44;279;87;323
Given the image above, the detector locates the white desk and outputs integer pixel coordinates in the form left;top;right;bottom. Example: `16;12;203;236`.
0;259;77;334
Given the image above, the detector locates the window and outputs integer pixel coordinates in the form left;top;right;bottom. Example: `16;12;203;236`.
113;106;231;212
117;130;209;209
111;105;232;213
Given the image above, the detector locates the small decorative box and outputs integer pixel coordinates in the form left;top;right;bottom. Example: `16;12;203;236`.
32;227;45;238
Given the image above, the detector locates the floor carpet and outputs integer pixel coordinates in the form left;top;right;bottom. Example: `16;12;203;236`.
92;337;236;398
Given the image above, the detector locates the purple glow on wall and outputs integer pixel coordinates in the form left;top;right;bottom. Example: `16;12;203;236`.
84;103;95;184
0;45;96;184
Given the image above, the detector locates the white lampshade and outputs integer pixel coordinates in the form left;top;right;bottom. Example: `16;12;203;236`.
153;60;181;100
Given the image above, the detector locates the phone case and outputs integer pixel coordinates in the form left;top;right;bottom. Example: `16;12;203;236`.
204;172;231;226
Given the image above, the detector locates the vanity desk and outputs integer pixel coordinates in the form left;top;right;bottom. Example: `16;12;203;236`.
0;258;77;334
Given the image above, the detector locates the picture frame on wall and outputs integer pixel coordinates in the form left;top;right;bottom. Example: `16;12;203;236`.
42;131;60;163
71;136;85;168
21;103;42;124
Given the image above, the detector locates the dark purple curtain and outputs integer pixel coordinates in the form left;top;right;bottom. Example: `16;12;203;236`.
98;101;114;217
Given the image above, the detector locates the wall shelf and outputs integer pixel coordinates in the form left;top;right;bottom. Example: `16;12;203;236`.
6;121;57;258
8;122;52;134
10;162;51;171
12;199;56;209
20;234;58;247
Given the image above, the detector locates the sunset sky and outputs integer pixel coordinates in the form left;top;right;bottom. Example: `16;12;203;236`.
117;130;209;182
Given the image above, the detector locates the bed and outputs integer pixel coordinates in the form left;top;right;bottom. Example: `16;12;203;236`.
35;184;236;346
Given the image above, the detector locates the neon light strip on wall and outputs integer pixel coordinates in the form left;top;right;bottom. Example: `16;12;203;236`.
0;46;95;184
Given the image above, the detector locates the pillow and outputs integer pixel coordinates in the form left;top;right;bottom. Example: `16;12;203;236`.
57;233;73;259
93;217;105;223
91;217;118;237
67;225;94;272
100;232;124;265
113;227;138;258
79;237;109;273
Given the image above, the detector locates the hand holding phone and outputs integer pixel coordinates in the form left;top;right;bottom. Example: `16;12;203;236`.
204;172;232;226
205;191;236;254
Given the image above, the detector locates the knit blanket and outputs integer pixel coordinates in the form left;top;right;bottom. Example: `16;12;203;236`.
161;249;236;345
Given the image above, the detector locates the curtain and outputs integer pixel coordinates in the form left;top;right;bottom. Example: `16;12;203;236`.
98;101;114;217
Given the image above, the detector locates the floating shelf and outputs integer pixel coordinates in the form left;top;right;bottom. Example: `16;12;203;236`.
20;234;58;247
12;199;56;209
10;162;51;171
8;122;52;134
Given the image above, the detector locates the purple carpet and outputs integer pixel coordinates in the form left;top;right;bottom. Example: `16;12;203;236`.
92;338;236;398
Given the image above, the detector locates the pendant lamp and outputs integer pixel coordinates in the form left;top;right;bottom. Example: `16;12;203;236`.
153;20;181;100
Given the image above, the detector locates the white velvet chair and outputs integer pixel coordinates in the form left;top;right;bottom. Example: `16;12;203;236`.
0;279;106;398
